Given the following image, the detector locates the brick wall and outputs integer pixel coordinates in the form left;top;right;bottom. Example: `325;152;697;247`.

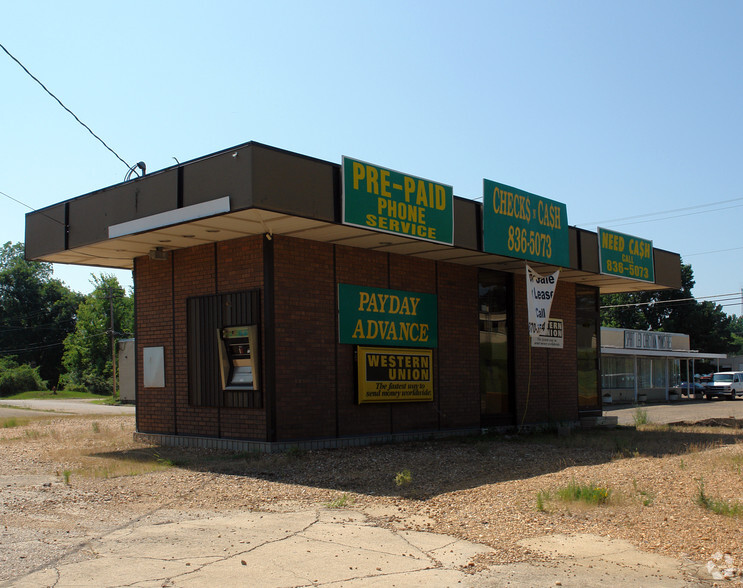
436;262;480;429
512;275;578;425
135;236;266;440
134;255;175;434
136;231;581;444
215;238;266;439
271;236;337;440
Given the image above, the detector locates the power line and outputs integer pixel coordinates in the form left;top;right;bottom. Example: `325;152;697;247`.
601;293;743;310
0;42;132;171
576;197;743;227
0;190;65;226
683;246;743;258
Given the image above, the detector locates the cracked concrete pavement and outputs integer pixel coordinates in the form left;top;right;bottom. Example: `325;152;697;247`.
4;506;703;588
7;508;495;587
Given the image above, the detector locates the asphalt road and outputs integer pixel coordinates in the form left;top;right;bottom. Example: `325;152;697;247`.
0;398;135;419
3;397;740;425
604;398;743;425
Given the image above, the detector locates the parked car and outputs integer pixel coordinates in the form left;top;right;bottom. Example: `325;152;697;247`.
673;381;705;396
704;372;743;400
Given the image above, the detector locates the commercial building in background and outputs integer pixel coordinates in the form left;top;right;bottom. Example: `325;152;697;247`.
25;142;682;451
600;328;726;403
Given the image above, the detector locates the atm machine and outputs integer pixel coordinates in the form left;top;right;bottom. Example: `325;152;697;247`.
217;325;260;390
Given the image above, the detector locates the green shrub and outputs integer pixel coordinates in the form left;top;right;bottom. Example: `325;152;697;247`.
0;362;47;396
632;407;649;426
58;372;111;396
556;479;612;505
395;469;413;487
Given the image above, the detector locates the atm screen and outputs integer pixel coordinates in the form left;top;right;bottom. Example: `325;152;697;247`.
218;325;260;390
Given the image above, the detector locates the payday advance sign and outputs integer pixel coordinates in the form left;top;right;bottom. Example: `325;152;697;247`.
338;284;437;348
483;179;570;267
357;346;434;403
342;156;454;245
598;227;654;283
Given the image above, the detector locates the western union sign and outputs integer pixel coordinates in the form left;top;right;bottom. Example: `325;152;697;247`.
342;156;454;245
357;346;434;403
338;283;437;348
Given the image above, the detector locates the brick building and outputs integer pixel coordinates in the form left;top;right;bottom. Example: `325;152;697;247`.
25;142;681;451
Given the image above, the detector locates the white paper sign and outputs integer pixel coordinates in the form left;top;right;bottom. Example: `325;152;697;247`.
532;318;564;348
526;265;559;338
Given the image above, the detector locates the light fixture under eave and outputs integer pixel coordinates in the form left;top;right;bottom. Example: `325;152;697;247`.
148;247;169;261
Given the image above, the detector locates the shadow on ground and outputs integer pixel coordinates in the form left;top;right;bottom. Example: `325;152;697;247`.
93;421;743;499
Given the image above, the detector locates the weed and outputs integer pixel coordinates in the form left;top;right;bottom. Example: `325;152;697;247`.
632;407;649;426
695;478;743;517
611;439;640;460
152;452;175;467
286;446;306;459
62;470;71;485
325;493;354;509
91;421;100;433
556;479;611;505
536;490;550;512
395;469;413;487
632;478;654;506
2;417;18;428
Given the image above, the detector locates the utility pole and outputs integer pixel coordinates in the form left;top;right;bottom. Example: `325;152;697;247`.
109;287;117;399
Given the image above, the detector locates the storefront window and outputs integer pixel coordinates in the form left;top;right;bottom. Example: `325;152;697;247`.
638;358;652;388
602;356;634;389
576;285;600;409
671;359;680;386
652;358;666;388
479;271;512;425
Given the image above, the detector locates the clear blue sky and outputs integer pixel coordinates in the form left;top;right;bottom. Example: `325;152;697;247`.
2;1;742;315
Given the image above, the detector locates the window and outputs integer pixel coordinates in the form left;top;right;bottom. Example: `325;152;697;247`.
602;356;634;389
187;290;261;408
479;270;513;424
576;285;600;409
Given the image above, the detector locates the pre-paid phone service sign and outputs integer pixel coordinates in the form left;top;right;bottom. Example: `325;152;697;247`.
342;156;454;246
483;179;569;267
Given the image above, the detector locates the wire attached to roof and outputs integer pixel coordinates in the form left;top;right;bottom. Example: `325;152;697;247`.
0;42;134;172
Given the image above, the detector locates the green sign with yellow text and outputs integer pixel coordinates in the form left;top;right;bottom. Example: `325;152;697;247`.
598;227;654;282
342;156;454;245
483;179;569;267
338;283;437;348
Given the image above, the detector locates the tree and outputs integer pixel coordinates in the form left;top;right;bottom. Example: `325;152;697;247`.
730;315;743;355
60;274;133;395
0;242;83;386
601;262;733;353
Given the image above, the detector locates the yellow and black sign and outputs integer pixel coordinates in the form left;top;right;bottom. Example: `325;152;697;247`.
357;346;433;403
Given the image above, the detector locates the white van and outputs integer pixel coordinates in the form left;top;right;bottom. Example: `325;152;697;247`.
704;372;743;400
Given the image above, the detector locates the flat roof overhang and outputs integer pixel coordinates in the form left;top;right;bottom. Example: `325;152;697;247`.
601;347;727;361
25;141;682;294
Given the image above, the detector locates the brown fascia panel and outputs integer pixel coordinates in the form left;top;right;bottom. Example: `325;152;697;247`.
24;203;66;260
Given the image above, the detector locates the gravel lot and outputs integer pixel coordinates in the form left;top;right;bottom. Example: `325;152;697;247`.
2;411;743;584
